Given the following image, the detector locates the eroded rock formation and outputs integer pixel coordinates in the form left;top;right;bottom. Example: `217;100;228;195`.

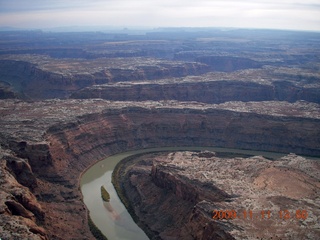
0;99;319;239
0;147;47;240
1;29;320;240
71;73;320;104
113;151;320;239
0;56;209;99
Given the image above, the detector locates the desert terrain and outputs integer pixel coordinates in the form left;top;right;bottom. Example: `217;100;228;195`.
0;29;319;239
113;151;320;239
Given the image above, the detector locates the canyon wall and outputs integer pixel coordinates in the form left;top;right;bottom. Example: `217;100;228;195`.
1;100;320;239
71;80;320;104
0;147;48;240
116;151;320;239
46;107;320;170
112;152;237;240
0;59;209;99
43;110;320;238
1;29;320;240
195;56;262;72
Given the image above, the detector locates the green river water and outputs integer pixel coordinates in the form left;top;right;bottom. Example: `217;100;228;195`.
80;147;287;240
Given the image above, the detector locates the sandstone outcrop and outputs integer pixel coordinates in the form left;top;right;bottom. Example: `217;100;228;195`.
71;73;320;104
113;151;320;239
0;99;319;239
1;29;320;240
0;56;210;99
0;147;47;240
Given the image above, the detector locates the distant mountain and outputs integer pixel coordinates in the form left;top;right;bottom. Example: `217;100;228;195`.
0;26;25;31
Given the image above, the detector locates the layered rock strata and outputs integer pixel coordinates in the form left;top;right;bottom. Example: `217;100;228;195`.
71;78;320;104
0;56;209;99
71;68;320;104
195;56;262;72
114;151;320;239
0;147;47;240
0;99;320;239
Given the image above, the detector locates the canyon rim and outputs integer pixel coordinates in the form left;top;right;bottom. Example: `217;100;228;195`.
0;29;320;240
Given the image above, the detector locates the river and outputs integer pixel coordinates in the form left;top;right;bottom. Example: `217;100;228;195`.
80;147;287;240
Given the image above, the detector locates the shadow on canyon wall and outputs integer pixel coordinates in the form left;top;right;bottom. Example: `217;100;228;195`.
0;29;320;239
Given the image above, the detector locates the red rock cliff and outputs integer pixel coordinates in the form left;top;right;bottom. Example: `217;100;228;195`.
0;57;210;99
0;99;319;239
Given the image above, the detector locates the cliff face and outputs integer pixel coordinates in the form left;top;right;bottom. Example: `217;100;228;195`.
195;56;262;72
0;148;47;240
151;162;232;203
1;29;319;240
0;57;210;99
71;68;320;104
71;81;275;103
0;99;319;239
113;152;236;240
46;105;320;167
71;80;320;104
115;151;320;239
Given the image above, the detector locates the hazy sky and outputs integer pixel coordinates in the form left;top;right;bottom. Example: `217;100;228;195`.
0;0;319;31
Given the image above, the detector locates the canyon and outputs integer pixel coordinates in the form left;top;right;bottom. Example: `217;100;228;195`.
1;99;319;239
0;29;320;239
113;151;320;239
0;56;209;99
71;69;320;104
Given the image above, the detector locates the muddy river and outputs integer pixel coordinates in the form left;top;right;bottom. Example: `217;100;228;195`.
80;147;286;240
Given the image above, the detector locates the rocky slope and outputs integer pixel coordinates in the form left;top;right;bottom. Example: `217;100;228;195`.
0;56;209;99
113;151;320;239
71;69;320;104
0;147;47;240
0;99;319;239
1;29;320;240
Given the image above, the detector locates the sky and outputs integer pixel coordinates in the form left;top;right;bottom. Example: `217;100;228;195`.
0;0;320;31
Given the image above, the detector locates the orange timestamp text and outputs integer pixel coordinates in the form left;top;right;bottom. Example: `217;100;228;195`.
212;209;308;221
